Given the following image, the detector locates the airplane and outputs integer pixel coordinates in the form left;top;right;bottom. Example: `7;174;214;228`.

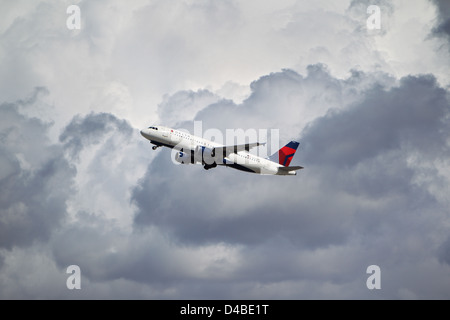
140;125;303;175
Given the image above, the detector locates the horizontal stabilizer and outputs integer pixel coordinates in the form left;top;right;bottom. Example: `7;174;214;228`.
278;166;304;172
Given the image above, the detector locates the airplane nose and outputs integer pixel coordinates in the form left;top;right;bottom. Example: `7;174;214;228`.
140;129;149;139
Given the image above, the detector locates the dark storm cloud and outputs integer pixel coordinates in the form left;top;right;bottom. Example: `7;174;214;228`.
0;92;75;249
132;67;395;247
48;111;177;288
300;73;450;204
301;74;450;168
431;0;450;41
2;68;449;299
1;95;143;289
51;216;193;286
191;66;352;142
131;67;450;298
59;112;134;160
298;73;450;250
2;1;450;300
132;158;349;248
438;235;450;266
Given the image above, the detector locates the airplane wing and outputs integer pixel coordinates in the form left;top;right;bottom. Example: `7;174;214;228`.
213;142;266;158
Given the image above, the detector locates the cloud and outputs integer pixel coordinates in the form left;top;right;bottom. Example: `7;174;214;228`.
60;112;134;160
438;235;450;266
130;66;450;298
2;69;450;300
2;0;450;300
301;74;450;167
0;89;75;250
157;89;222;127
58;111;148;231
431;0;450;43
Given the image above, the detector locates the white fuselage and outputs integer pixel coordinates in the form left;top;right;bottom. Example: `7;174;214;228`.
140;125;296;175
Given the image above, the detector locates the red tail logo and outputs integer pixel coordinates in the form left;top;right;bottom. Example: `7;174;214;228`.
278;141;299;166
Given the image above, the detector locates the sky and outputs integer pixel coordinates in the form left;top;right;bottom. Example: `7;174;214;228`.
1;0;450;299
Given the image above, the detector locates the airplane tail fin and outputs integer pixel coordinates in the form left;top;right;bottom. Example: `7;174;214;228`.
269;141;300;167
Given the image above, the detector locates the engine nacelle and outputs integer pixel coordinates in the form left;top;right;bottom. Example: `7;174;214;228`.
175;151;194;164
194;145;216;165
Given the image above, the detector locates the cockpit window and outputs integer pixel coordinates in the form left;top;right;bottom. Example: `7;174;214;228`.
148;126;158;130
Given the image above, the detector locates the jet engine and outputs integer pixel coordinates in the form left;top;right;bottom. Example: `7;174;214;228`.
194;145;216;165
